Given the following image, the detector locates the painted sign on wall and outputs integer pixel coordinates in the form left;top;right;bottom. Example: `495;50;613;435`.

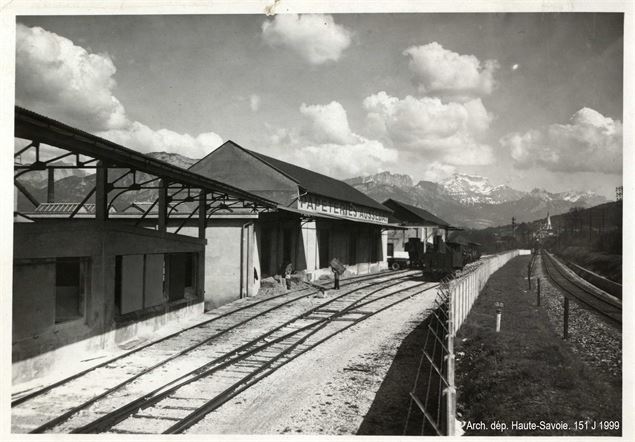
298;193;389;224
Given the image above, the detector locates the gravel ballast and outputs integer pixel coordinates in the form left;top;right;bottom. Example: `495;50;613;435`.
184;284;441;435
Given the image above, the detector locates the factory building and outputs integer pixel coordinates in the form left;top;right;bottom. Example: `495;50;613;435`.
187;141;395;302
12;106;401;383
382;198;452;257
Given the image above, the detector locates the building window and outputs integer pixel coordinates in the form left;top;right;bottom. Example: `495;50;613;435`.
318;228;330;268
184;252;195;289
167;252;199;302
387;242;394;258
115;252;199;316
55;257;87;323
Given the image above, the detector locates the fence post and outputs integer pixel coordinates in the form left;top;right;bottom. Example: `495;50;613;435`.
527;261;532;290
445;284;456;436
563;297;569;339
536;278;541;306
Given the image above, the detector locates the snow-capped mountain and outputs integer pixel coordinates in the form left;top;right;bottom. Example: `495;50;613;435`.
344;171;609;228
439;173;525;205
559;190;605;203
527;188;607;206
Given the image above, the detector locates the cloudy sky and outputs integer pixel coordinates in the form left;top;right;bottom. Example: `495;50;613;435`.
15;13;623;197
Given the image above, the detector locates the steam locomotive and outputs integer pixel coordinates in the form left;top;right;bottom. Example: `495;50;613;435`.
405;236;481;280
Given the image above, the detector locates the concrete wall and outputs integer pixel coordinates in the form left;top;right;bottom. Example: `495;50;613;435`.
12;221;205;383
200;222;242;309
194;219;259;310
252;225;262;294
12;260;56;341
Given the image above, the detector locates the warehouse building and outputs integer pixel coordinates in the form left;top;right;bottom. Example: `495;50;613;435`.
382;198;452;257
187;141;395;302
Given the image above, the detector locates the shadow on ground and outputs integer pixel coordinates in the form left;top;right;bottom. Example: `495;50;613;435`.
357;311;436;435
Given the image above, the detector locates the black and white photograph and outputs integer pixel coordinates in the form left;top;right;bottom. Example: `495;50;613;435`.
2;0;631;438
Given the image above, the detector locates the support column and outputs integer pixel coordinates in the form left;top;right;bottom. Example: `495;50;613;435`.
198;191;207;239
47;168;55;203
95;161;108;221
158;179;168;232
301;220;318;273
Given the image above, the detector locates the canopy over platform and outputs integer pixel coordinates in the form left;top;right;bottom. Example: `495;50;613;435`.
14;106;276;235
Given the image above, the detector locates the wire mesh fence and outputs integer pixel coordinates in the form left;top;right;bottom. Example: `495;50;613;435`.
404;250;528;435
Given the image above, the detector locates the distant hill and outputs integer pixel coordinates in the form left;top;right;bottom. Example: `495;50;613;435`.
15;151;198;212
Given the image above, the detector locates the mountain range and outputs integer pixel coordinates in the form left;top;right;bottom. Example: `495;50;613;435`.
15;151;608;229
346;172;608;228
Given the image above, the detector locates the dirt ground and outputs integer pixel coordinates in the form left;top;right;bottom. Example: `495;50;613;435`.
185;283;441;435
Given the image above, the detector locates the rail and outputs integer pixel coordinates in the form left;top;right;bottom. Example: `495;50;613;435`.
14;271;431;434
541;251;621;327
564;260;622;299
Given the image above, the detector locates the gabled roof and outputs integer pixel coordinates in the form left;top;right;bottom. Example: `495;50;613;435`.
195;140;391;213
382;198;450;227
249;149;390;213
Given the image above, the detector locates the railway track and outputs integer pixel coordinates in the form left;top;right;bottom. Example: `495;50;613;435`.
13;268;413;408
541;251;621;327
12;269;422;433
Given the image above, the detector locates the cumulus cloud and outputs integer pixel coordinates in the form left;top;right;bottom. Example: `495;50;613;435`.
16;23;222;158
292;140;398;179
419;161;457;182
16;23;127;132
268;100;398;178
299;101;356;145
403;42;499;100
249;94;261;112
262;14;352;65
363;91;494;166
96;122;223;158
501;107;622;174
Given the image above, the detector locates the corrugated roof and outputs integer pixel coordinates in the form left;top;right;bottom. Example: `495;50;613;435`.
235;144;390;213
33;203;118;214
382;198;450;227
35;203;93;214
